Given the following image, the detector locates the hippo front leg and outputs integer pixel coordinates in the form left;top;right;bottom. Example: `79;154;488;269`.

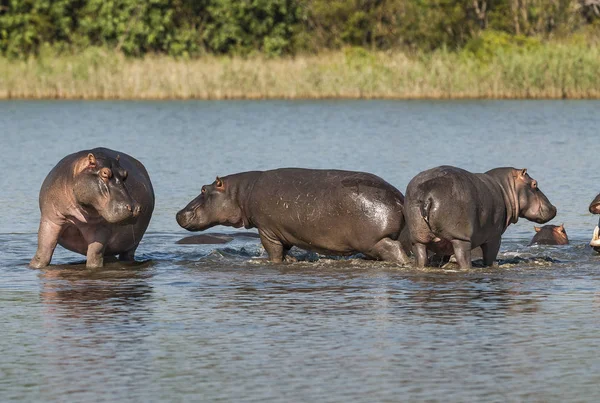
30;220;63;268
481;237;501;267
258;230;286;263
83;227;111;268
451;239;472;269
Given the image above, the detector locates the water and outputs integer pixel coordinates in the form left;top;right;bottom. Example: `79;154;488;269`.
1;100;600;401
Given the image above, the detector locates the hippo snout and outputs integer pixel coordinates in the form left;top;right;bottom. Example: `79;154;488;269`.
533;204;557;224
176;209;195;229
127;203;141;218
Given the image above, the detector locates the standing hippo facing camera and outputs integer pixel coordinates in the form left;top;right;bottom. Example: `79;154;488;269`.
176;169;409;263
405;166;556;269
529;224;569;246
30;148;154;269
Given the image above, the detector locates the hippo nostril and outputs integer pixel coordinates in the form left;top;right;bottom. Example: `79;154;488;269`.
131;205;141;217
125;204;132;212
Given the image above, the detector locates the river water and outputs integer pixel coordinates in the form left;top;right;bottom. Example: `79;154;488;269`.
1;100;600;401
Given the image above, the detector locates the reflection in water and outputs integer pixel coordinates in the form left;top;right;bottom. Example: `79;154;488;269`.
37;263;155;400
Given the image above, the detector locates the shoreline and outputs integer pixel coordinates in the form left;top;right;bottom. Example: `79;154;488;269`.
2;47;599;100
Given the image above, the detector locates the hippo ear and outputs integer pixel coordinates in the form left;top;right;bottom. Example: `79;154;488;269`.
519;168;528;178
74;153;97;175
215;176;224;189
534;226;541;232
115;154;120;162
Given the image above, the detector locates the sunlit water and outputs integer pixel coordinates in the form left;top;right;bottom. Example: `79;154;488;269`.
1;100;600;401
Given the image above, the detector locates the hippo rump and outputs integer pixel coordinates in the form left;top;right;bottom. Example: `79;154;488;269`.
176;169;409;263
30;148;154;269
589;194;600;251
529;224;569;246
405;166;556;269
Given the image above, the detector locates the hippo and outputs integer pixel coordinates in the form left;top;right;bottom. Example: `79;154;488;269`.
405;166;556;269
589;194;600;251
30;148;154;269
176;169;409;263
529;224;569;246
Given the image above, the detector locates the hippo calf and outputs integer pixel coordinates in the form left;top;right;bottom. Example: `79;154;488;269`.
405;166;556;269
176;169;409;263
30;148;154;268
529;224;569;246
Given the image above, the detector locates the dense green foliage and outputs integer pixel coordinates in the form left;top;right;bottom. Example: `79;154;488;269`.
1;0;599;57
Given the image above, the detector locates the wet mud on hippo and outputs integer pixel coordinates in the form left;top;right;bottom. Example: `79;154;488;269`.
405;166;556;269
30;148;154;269
176;169;409;263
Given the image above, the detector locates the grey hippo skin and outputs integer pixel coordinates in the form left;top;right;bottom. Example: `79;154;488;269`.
405;166;556;269
589;193;600;251
176;169;409;263
529;224;568;246
30;148;155;269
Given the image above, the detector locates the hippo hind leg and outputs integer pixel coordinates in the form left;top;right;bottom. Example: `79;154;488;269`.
451;239;472;269
480;237;501;267
119;248;137;262
412;243;429;268
367;238;409;264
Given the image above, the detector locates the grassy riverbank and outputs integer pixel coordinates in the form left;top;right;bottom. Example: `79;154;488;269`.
1;43;600;100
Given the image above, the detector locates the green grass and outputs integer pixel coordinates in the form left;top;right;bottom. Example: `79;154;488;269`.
1;43;599;99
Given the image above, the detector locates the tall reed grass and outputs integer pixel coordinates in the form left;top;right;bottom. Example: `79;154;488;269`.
1;44;599;99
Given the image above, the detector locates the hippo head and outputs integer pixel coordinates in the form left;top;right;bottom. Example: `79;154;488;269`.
533;224;569;245
513;169;557;224
72;152;140;224
176;176;244;231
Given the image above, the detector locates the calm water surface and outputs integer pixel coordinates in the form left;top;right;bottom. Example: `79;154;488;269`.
1;100;600;401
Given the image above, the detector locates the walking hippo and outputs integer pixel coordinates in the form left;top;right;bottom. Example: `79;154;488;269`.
176;169;409;263
405;166;556;269
529;224;569;246
589;193;600;251
30;148;154;269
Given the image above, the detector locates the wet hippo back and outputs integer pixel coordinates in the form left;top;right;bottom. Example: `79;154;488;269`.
246;169;404;255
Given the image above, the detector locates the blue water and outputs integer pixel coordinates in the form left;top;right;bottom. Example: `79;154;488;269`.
1;100;600;401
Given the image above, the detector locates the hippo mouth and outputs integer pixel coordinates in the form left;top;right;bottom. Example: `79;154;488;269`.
590;218;600;250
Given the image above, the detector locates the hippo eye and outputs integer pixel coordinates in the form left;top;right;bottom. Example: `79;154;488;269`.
531;181;538;189
121;170;128;181
201;186;206;194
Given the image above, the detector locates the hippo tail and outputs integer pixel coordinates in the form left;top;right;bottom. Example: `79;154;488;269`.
420;197;434;226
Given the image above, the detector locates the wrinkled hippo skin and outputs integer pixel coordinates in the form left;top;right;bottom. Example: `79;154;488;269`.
405;166;556;269
30;148;154;269
176;169;408;263
176;232;260;245
529;224;569;246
